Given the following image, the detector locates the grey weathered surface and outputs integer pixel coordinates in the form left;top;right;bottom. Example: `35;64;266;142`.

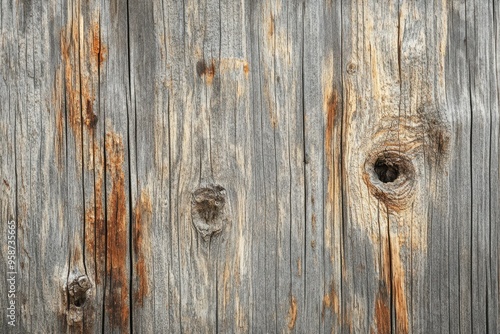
0;0;498;333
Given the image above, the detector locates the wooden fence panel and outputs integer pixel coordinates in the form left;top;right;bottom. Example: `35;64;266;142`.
0;0;498;333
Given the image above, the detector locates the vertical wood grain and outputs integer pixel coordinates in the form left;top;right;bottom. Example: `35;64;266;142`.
0;0;498;333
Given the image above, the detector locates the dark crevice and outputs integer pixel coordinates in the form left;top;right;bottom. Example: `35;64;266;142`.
125;0;134;331
271;3;279;332
101;86;108;334
465;0;474;330
159;1;173;331
397;0;402;153
301;0;307;310
339;0;345;326
487;2;497;333
387;211;394;334
93;9;101;297
76;2;87;278
255;10;267;330
286;0;293;327
63;18;71;318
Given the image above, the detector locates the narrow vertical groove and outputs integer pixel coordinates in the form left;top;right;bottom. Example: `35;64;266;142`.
76;0;88;277
387;211;394;334
63;10;72;322
286;2;294;324
464;0;474;331
301;0;307;309
339;0;345;328
101;84;108;334
125;0;134;332
271;3;279;332
397;0;402;153
487;2;496;332
96;7;107;333
255;12;268;331
93;10;101;292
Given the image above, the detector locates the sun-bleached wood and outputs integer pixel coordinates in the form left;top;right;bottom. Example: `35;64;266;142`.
0;0;498;333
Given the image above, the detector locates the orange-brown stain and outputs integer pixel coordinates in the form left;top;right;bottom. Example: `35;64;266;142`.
296;258;302;277
391;240;409;334
85;207;96;265
60;24;84;143
375;288;390;334
375;236;392;334
85;140;106;285
133;190;152;306
91;23;107;66
268;13;274;38
105;132;129;331
374;235;409;334
72;246;82;263
223;263;230;311
324;89;338;204
56;17;107;167
52;67;65;169
322;283;339;319
85;99;98;129
288;295;297;330
196;59;216;84
55;105;64;168
243;62;250;76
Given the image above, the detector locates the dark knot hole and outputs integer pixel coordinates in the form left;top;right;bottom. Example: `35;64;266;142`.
374;157;399;183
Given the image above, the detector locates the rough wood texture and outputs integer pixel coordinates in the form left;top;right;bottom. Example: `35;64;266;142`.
0;0;498;333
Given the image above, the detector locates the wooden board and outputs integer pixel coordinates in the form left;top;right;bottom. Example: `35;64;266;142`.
0;0;498;333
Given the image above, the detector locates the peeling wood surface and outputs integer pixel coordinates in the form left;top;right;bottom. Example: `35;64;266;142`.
0;0;499;333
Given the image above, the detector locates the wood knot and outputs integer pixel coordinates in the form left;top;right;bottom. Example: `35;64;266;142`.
66;273;92;325
191;184;226;241
346;62;357;74
363;151;415;211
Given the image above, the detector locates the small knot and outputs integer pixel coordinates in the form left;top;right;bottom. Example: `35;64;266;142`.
66;273;92;325
191;184;227;240
363;151;416;211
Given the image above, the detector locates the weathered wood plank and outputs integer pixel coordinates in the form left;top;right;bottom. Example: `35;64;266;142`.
303;0;343;332
0;0;499;333
466;1;498;332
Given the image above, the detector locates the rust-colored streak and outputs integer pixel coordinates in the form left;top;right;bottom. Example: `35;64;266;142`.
288;295;297;330
133;190;152;306
55;105;64;167
91;23;107;66
105;132;129;331
84;137;106;285
196;59;216;84
223;263;230;311
52;67;64;169
325;89;338;203
60;24;83;144
375;289;391;334
268;13;274;38
243;62;250;76
85;99;98;129
85;207;96;267
72;246;82;263
322;283;339;320
391;240;409;334
375;236;391;334
59;17;107;162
